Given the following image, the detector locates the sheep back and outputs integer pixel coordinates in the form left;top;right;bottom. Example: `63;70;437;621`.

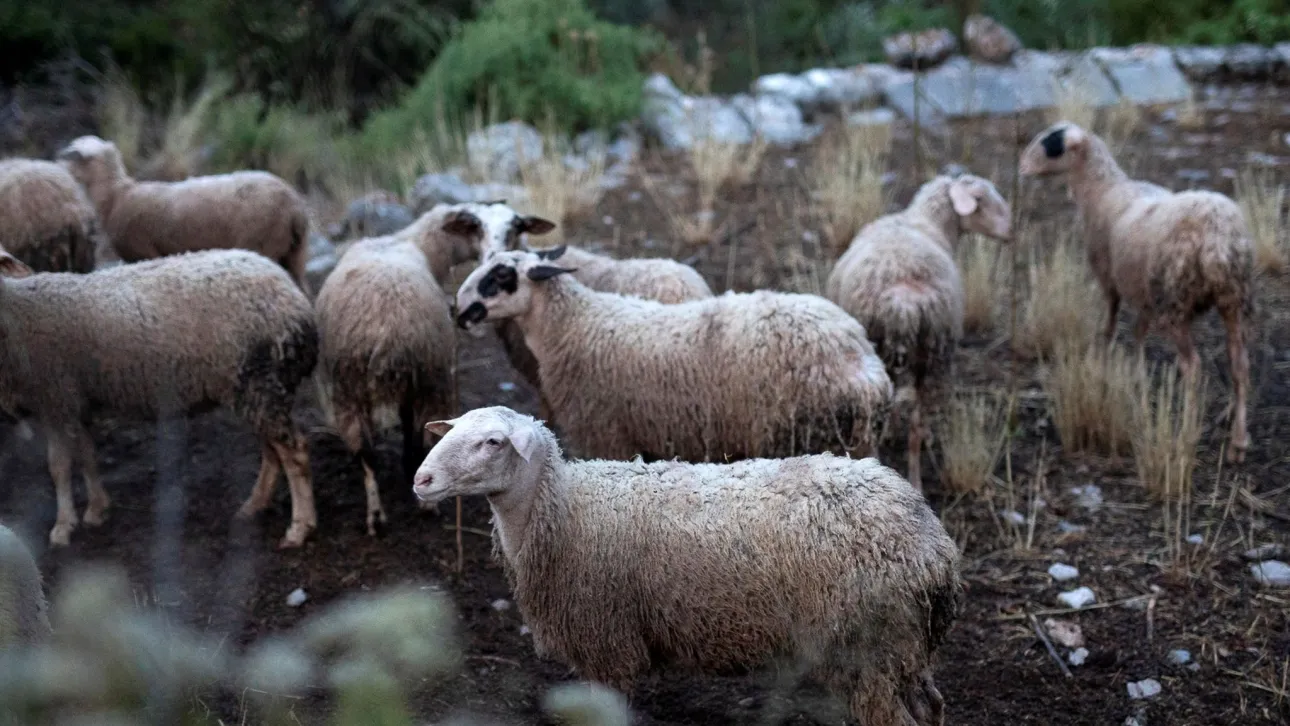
507;451;961;689
0;524;50;647
0;249;317;432
0;159;99;273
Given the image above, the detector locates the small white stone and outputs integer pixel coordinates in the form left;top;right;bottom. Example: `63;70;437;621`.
1048;563;1080;582
801;230;819;243
1068;647;1089;666
1186;533;1204;545
1127;678;1162;700
1070;484;1104;510
783;157;799;168
1057;520;1087;534
498;381;517;392
1001;510;1026;525
1057;586;1096;609
286;588;308;608
1168;649;1191;665
602;215;614;225
1250;560;1290;588
1043;618;1084;648
519;625;531;636
491;598;511;611
1243;544;1285;561
628;191;643;202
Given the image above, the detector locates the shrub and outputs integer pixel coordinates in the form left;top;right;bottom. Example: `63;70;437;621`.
365;0;662;144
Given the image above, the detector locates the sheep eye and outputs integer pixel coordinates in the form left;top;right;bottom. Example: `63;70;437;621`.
485;438;502;447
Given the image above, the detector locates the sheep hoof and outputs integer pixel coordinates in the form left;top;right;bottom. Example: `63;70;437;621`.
49;524;74;547
82;509;108;527
366;507;388;536
278;522;313;549
1226;444;1247;465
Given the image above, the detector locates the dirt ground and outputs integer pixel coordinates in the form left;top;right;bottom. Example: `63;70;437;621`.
3;83;1290;725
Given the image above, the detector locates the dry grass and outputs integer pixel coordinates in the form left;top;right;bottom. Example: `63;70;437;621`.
938;393;1007;494
1175;92;1206;131
958;234;1002;334
643;130;767;248
1133;368;1205;501
1015;234;1100;357
815;121;892;257
141;74;232;181
518;134;607;244
1235;169;1287;276
1049;82;1097;131
1101;97;1143;157
1045;341;1143;456
97;67;147;172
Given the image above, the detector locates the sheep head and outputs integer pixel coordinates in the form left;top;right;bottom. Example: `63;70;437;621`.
55;136;128;192
454;250;575;335
949;174;1013;241
413;406;544;506
1019;122;1090;177
436;202;555;260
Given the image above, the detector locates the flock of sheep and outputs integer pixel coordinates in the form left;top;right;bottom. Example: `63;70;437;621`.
0;114;1256;724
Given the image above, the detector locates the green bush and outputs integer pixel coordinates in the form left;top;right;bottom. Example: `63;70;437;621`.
207;94;354;192
364;0;662;143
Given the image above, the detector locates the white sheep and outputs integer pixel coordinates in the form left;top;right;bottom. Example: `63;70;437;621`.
0;248;318;548
454;250;892;461
491;243;714;417
55;136;312;291
1020;121;1254;461
0;524;50;647
413;406;962;726
826;173;1012;490
314;202;546;533
0;158;101;273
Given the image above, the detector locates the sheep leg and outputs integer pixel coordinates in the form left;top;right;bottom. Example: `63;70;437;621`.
1220;304;1250;463
271;439;316;548
901;669;944;726
76;426;110;526
236;442;282;519
47;429;78;546
906;387;923;493
1103;291;1121;344
849;677;919;726
1165;323;1201;380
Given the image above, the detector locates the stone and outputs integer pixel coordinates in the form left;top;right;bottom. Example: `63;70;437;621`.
1168;649;1192;666
753;73;820;109
1185;533;1205;545
730;93;821;146
1048;563;1080;582
491;598;511;611
1070;484;1104;510
333;190;414;241
1091;45;1192;106
883;28;958;70
467;121;544;183
1068;647;1089;666
1249;560;1290;587
847;107;897;128
286;588;308;607
1127;678;1162;700
805;67;886;112
407;171;529;215
1276;43;1290;82
964;14;1022;64
1225;44;1280;80
882;77;948;135
1043;618;1085;648
1000;510;1026;526
1057;586;1096;609
1174;46;1226;82
1243;544;1286;561
1057;52;1122;109
641;74;753;150
1057;520;1087;535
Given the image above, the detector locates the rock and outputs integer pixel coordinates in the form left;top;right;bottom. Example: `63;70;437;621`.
847;107;897;128
1247;151;1287;167
1057;586;1096;609
1185;533;1205;545
1176;169;1210;184
573;129;609;156
333;190;414;242
1124;716;1144;726
1225;44;1280;81
1057;520;1087;535
498;381;517;392
467;121;544;182
491;598;511;611
1243;544;1286;561
1043;618;1085;648
1091;45;1191;106
641;74;753;150
753;73;820;109
286;588;308;607
804;67;887;113
964;14;1022;64
1174;46;1226;82
1057;52;1122;109
1070;484;1104;511
1000;510;1026;526
1068;647;1089;666
730;93;820;146
1127;678;1162;700
407;171;528;216
1168;649;1192;666
1249;560;1290;588
883;28;957;70
1276;43;1290;82
1048;563;1080;582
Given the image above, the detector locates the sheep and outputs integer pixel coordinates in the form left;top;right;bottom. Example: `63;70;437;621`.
826;174;1012;491
1019;121;1254;462
54;135;312;291
454;250;893;461
315;203;527;533
491;244;714;414
413;406;962;726
0;248;319;548
0;524;50;647
0;158;100;273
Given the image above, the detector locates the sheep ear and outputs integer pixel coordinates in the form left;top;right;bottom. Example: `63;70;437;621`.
519;216;556;236
949;181;979;216
507;423;538;462
527;265;576;281
442;211;482;237
0;252;33;279
535;245;567;261
425;417;462;437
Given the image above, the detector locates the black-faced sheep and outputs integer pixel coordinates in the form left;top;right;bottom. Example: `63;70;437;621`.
454;251;893;461
413;406;961;726
1019;121;1254;462
0;249;318;548
826;173;1013;490
55;136;312;291
0;158;100;273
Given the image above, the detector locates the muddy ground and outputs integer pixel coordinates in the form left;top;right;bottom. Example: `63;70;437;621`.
3;83;1290;725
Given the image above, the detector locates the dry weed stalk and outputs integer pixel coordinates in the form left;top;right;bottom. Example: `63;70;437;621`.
143;73;232;181
97;68;147;172
816;122;891;256
518;135;607;243
1049;82;1097;132
643;130;766;248
1016;233;1100;357
1100;97;1142;157
1046;341;1142;456
1235;169;1287;275
1133;367;1205;502
939;393;1007;494
958;234;1000;333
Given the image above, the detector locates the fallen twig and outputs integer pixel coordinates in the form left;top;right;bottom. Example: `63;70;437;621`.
1029;612;1073;678
995;594;1156;621
468;654;522;667
443;524;492;538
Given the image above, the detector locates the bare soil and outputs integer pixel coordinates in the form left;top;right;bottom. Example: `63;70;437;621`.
3;83;1289;725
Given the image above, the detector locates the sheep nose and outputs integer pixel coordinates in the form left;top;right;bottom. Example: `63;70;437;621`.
412;471;433;498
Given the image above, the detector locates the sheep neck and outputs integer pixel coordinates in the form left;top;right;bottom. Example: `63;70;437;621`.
906;179;962;250
486;438;560;563
511;276;583;368
1067;138;1131;212
89;177;133;223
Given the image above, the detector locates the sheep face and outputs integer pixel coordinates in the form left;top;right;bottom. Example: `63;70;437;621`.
413;406;541;505
56;136;128;190
454;250;575;334
950;175;1013;241
446;202;555;258
1019;122;1090;177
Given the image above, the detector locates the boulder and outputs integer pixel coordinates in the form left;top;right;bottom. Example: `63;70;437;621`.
1090;45;1192;105
730;93;820;146
331;190;414;242
883;28;958;70
641;73;753;150
407;170;527;216
1225;44;1281;80
466;121;544;182
1174;46;1226;82
964;14;1023;64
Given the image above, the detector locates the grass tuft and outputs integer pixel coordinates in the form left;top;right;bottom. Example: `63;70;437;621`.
815;121;891;257
1236;168;1287;276
1015;234;1101;358
1046;341;1142;457
958;234;1001;334
1133;368;1205;501
939;393;1007;494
